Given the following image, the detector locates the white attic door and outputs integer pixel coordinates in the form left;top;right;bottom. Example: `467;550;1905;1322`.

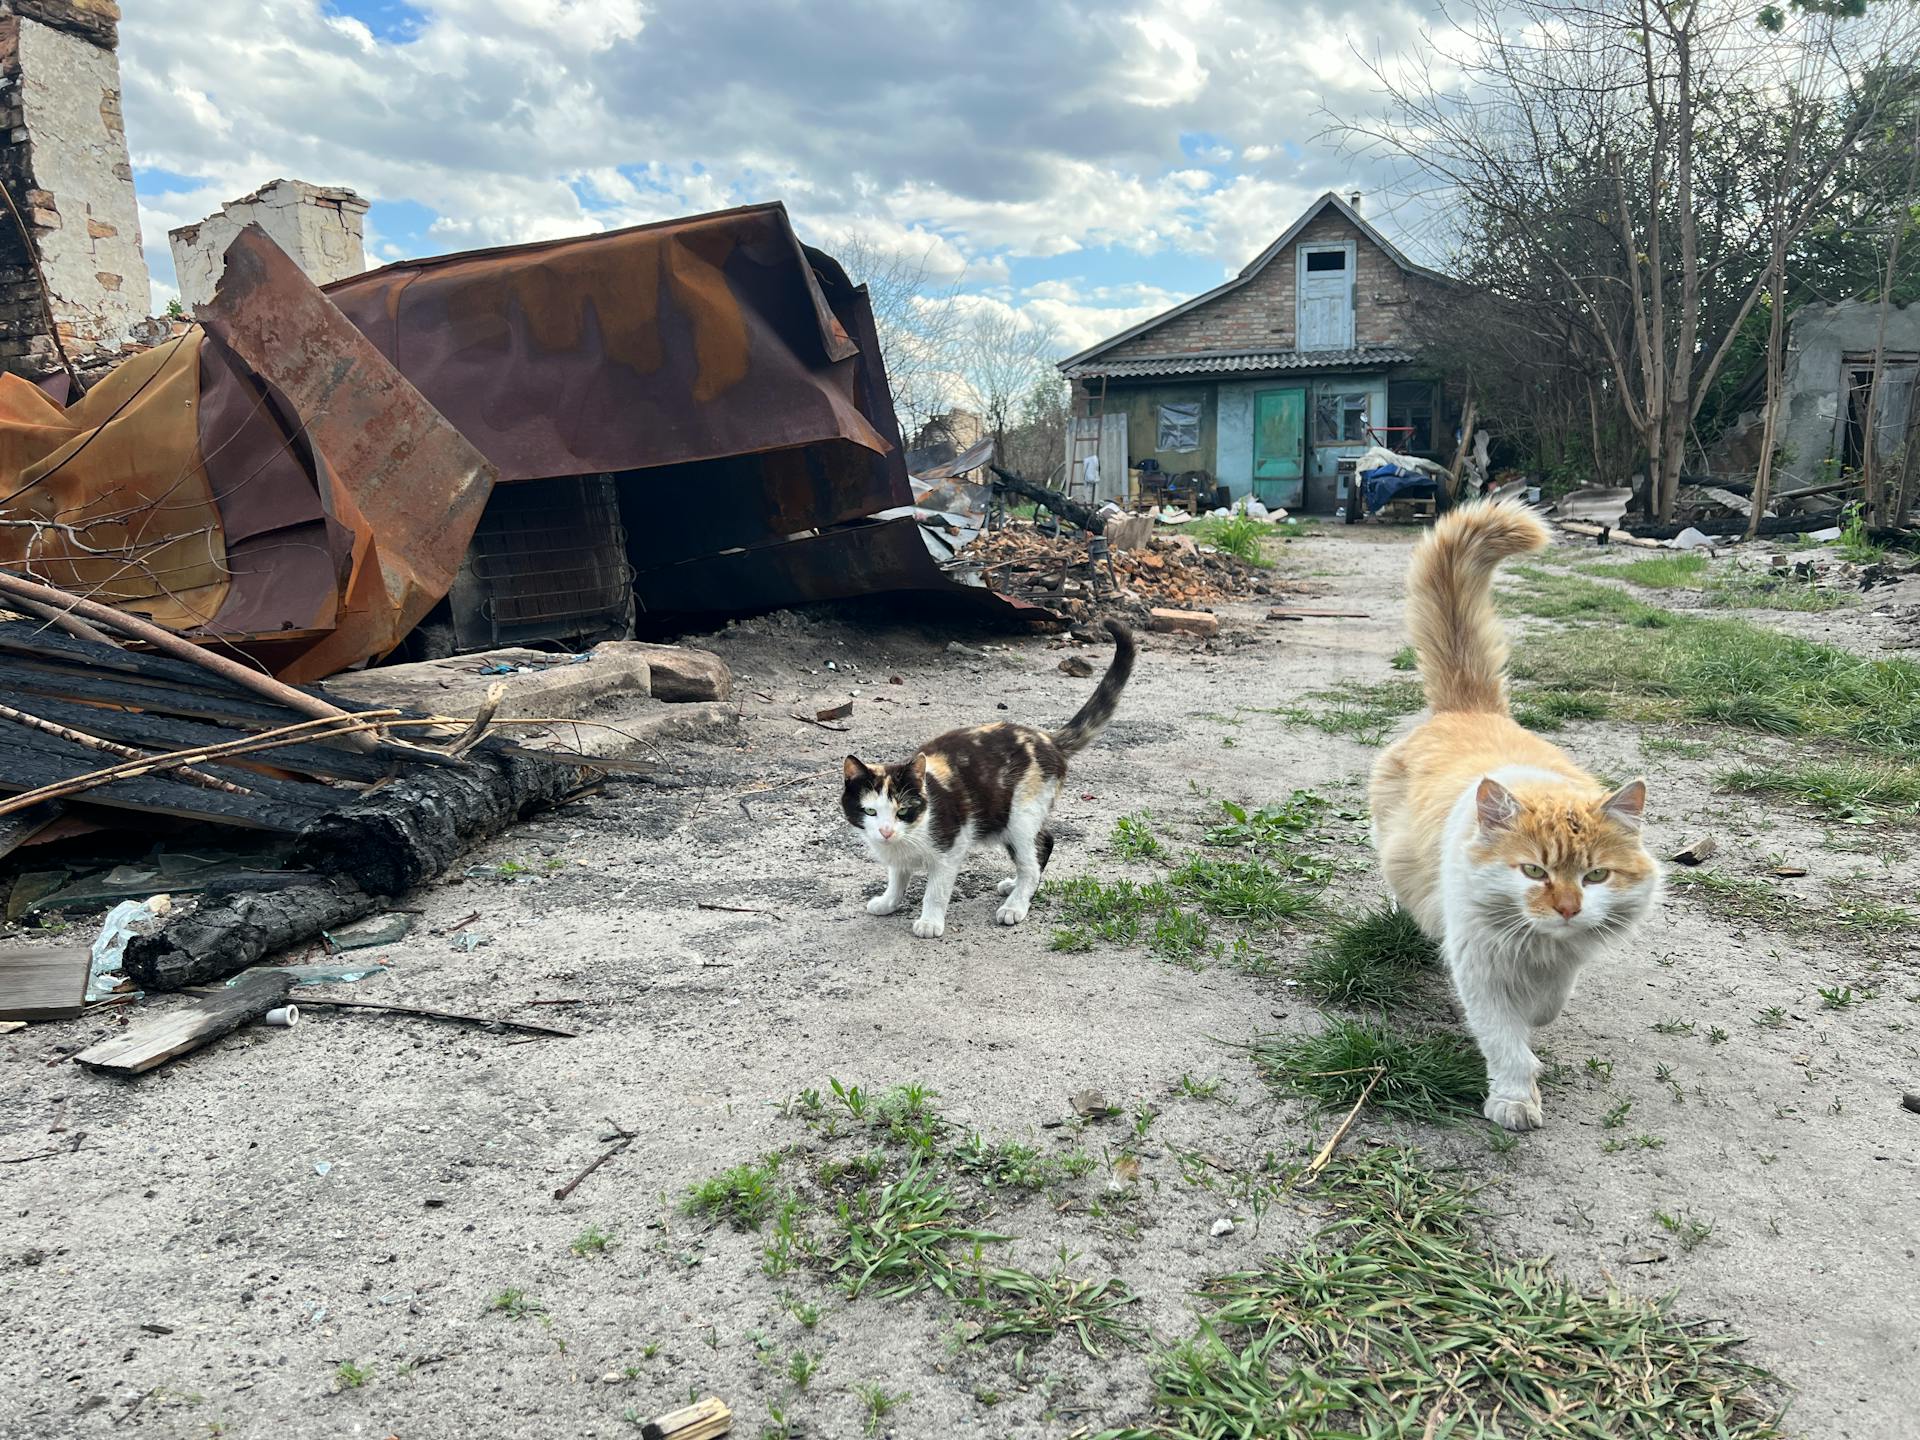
1296;240;1356;350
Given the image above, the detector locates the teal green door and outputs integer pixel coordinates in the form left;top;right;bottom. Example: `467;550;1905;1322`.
1252;387;1306;509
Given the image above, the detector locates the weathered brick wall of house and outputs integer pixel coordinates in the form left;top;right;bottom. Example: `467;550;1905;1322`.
1103;209;1425;360
0;0;152;379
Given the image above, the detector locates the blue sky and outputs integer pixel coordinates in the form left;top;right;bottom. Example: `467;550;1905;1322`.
117;0;1441;354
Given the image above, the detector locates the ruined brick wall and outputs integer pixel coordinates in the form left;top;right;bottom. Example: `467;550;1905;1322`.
0;0;151;378
1103;209;1426;360
170;179;370;312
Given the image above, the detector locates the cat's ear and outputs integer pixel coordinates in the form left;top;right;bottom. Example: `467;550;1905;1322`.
908;752;928;785
1476;777;1519;833
1600;778;1647;830
843;755;868;783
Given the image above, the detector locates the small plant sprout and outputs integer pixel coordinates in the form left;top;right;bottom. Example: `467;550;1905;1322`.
487;1289;546;1321
1707;1026;1730;1046
786;1351;821;1391
1602;1099;1632;1130
569;1223;616;1257
853;1383;909;1436
1654;1209;1715;1252
1652;1017;1696;1035
334;1360;372;1390
1175;1073;1227;1103
784;1295;821;1329
1756;1006;1788;1028
1818;985;1859;1009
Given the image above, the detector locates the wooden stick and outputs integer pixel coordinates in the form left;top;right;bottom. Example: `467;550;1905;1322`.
297;996;577;1039
696;902;783;921
0;699;253;795
2;594;119;647
1554;519;1668;550
1304;1065;1386;1178
0;709;405;818
449;682;506;758
553;1121;638;1203
0;569;378;749
641;1397;732;1440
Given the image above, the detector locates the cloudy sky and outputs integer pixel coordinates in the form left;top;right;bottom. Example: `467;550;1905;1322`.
118;0;1446;355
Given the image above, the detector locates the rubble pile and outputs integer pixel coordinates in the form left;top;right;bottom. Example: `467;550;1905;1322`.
968;522;1276;620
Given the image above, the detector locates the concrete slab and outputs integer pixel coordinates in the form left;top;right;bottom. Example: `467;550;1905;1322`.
319;647;651;722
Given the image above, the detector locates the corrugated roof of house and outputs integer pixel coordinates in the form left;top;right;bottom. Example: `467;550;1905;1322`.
1062;345;1416;380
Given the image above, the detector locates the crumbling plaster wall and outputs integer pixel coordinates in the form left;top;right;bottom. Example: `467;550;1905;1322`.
169;179;369;312
0;0;151;375
1779;300;1920;485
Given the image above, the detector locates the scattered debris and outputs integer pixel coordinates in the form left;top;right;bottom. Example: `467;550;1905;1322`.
1069;1089;1117;1119
1668;836;1719;867
1770;865;1809;878
73;968;294;1076
640;1396;732;1440
0;943;89;1021
1148;607;1220;638
1209;1216;1235;1238
1058;655;1095;677
295;997;576;1040
323;913;414;952
1267;608;1368;621
554;1117;640;1203
1902;1093;1920;1116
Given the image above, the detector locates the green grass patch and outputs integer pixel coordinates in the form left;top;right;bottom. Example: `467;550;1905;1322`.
1721;757;1920;821
1109;811;1163;860
1506;574;1920;755
1578;552;1710;588
1186;514;1272;567
1390;644;1417;671
1249;1019;1485;1123
1105;1146;1784;1440
1170;854;1321;925
1668;869;1799;929
685;1155;785;1230
1511;688;1612;731
1506;566;1676;625
1263;679;1426;748
1298;905;1438;1008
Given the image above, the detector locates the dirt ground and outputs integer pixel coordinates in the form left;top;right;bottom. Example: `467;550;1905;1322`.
4;524;1917;1439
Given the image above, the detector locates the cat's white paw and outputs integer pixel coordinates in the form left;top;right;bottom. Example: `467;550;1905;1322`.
911;915;946;939
866;894;902;916
1484;1094;1544;1132
996;878;1017;896
995;899;1029;926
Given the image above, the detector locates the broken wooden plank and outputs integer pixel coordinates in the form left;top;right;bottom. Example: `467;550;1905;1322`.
0;943;89;1022
1554;519;1667;550
1148;607;1218;637
73;968;294;1075
641;1397;732;1440
1667;836;1718;866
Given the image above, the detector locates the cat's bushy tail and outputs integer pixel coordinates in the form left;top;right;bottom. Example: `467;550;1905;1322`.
1052;620;1137;755
1406;498;1550;714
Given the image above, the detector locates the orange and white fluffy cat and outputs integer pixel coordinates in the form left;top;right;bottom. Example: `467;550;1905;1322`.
1371;499;1661;1131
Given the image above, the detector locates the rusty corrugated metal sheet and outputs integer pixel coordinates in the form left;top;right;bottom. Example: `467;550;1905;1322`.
198;226;498;683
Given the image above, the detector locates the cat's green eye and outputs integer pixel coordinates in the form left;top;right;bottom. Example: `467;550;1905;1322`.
1583;868;1610;883
862;805;878;817
1520;863;1547;880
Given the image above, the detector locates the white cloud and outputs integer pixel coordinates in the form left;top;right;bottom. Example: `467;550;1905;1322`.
115;0;1436;332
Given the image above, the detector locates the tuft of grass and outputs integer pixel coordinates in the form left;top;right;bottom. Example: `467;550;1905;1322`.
949;1133;1080;1191
1511;689;1612;732
1579;552;1842;612
785;1350;821;1391
1106;1146;1784;1440
1109;811;1163;860
1150;906;1212;966
1249;1019;1485;1123
334;1360;373;1390
1668;869;1798;929
569;1223;616;1258
1297;904;1437;1008
962;1259;1143;1357
685;1155;785;1230
1188;514;1272;566
1390;644;1417;671
487;1288;546;1321
1264;680;1426;748
1171;854;1321;925
1722;758;1920;821
1837;501;1884;564
851;1383;910;1436
1579;553;1710;588
829;1162;1007;1300
1655;1208;1716;1252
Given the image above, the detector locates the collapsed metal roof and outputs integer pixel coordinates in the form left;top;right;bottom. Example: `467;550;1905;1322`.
0;203;1025;680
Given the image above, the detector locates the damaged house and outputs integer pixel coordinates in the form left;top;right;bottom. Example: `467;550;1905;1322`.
1058;192;1460;514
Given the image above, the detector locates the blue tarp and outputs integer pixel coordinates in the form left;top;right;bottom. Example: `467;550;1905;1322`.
1363;464;1436;512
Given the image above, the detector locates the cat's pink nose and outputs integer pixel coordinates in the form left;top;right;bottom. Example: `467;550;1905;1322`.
1555;898;1581;919
879;825;896;840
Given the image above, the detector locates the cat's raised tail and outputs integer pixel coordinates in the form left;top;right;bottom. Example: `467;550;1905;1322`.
1051;620;1137;755
1406;498;1550;715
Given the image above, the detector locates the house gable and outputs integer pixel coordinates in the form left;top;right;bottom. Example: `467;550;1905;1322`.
1062;194;1439;370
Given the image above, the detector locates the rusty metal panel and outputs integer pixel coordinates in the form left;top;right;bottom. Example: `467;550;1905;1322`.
198;225;499;683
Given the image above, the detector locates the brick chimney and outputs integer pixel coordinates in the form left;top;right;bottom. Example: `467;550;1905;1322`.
0;1;152;379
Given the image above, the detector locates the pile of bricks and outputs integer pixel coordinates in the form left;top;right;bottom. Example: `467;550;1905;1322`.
968;523;1270;628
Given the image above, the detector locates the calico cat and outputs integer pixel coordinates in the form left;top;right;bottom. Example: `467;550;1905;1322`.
1370;500;1662;1131
843;621;1136;939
